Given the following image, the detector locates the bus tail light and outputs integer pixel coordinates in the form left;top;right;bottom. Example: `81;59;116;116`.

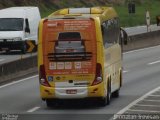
92;63;103;86
39;65;50;87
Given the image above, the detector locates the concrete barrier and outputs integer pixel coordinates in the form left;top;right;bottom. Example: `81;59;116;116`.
0;55;37;83
123;30;160;52
0;30;160;83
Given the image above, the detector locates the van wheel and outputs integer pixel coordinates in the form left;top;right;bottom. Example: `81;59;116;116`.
21;42;27;54
112;89;119;98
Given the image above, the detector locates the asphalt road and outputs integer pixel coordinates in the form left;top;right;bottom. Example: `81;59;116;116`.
0;45;160;120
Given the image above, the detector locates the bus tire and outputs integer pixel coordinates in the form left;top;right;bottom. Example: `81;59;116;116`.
46;99;54;108
46;99;53;107
99;96;107;106
46;99;58;108
106;80;111;105
112;89;119;98
99;80;111;106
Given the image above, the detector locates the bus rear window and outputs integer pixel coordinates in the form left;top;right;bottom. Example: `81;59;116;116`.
58;32;81;40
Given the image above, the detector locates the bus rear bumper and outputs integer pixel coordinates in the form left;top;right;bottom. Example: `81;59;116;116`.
40;83;105;99
55;87;88;99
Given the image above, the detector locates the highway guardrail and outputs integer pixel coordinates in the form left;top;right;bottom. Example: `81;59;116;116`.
0;55;37;83
123;30;160;52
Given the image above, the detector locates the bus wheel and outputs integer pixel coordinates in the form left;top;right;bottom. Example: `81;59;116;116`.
99;81;111;106
46;99;58;108
112;89;119;98
99;96;107;106
46;99;53;107
106;81;111;105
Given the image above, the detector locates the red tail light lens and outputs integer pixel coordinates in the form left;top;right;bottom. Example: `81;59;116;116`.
39;65;50;87
92;63;103;86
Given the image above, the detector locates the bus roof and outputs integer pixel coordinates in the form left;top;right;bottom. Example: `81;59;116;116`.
47;7;118;22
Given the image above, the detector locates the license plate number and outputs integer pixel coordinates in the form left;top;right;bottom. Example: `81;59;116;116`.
66;89;77;94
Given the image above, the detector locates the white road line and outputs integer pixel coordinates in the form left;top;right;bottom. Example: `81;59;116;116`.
114;86;160;118
123;45;160;54
0;75;38;89
123;71;128;73
123;70;128;73
135;104;160;107
148;60;160;65
27;107;40;113
143;99;160;102
149;94;160;97
128;109;160;113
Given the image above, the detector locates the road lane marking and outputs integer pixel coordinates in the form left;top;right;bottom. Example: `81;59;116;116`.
27;107;40;113
128;109;160;113
143;99;160;102
123;70;128;73
115;86;160;118
123;45;160;54
149;94;160;97
135;104;160;107
148;60;160;65
0;75;38;89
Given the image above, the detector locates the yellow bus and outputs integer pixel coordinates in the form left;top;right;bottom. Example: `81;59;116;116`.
38;7;125;107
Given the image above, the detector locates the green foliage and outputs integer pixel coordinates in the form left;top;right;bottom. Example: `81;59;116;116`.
115;0;160;27
0;0;160;27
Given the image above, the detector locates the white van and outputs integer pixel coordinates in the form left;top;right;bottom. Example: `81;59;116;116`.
0;7;41;53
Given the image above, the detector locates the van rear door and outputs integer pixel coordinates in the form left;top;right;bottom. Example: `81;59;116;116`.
42;18;97;87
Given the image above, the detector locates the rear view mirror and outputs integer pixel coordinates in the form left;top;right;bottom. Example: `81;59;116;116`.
25;18;30;33
120;28;128;45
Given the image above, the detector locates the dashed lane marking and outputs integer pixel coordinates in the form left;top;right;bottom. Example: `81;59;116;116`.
148;60;160;65
27;107;40;113
123;70;128;73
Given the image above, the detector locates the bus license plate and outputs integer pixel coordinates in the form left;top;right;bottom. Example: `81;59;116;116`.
66;89;77;94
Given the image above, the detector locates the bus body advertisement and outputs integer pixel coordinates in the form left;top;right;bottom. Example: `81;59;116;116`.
38;7;124;107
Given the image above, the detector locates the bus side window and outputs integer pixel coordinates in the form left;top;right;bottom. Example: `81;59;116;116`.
113;18;120;44
101;22;110;48
102;20;115;48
